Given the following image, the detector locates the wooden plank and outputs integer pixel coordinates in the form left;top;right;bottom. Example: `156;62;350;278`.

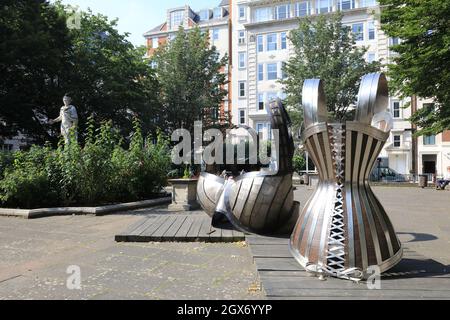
198;217;214;242
121;216;167;242
221;227;234;241
163;216;188;241
186;216;204;241
150;216;178;241
250;244;292;258
254;257;303;272
208;226;223;243
174;215;195;241
246;235;290;245
232;229;246;242
264;288;450;299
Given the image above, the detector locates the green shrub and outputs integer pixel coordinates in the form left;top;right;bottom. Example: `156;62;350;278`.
0;119;171;209
293;152;306;174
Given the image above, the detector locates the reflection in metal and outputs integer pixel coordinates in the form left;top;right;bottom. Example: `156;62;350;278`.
197;99;299;234
302;79;328;128
290;73;403;281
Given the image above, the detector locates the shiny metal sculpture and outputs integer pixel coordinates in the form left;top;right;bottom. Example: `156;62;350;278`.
197;99;299;234
290;73;403;281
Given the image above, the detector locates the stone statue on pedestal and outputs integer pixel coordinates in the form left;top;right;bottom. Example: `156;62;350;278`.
49;94;79;144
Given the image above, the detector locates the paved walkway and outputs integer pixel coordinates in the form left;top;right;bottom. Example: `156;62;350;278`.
0;185;449;300
0;208;263;300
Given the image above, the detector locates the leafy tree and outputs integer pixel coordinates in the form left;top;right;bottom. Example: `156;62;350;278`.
0;0;72;142
281;13;381;131
152;26;229;134
61;8;161;140
0;1;160;144
378;0;450;136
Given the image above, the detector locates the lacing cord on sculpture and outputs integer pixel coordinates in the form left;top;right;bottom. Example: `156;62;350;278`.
305;263;364;283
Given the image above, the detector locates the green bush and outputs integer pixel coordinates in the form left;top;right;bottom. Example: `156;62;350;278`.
293;152;306;174
0;120;171;209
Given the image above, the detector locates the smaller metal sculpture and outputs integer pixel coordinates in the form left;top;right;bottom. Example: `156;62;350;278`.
197;99;299;234
290;73;403;281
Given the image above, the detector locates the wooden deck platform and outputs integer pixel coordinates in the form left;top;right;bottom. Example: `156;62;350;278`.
115;214;246;243
246;235;450;300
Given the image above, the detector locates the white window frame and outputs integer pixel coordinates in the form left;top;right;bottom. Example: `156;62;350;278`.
266;33;278;51
352;23;365;41
254;7;272;23
393;135;401;148
258;64;264;81
213;7;223;19
267;63;278;80
316;0;332;14
239;109;246;125
368;21;376;40
392;101;401;119
295;1;311;17
238;30;246;45
338;0;355;10
275;4;290;20
281;32;287;50
238;52;247;69
212;28;220;41
239;6;246;20
238;81;246;98
152;37;159;49
257;35;264;52
258;93;265;110
170;10;184;30
367;52;376;63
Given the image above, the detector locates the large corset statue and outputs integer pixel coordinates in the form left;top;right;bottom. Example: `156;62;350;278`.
290;73;403;280
197;99;299;235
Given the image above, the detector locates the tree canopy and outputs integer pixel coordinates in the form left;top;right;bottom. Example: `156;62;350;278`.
152;26;229;135
281;13;381;133
0;0;160;144
379;0;450;136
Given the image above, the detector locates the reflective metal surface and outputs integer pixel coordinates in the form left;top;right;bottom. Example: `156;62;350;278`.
302;79;328;129
290;73;403;281
197;99;299;234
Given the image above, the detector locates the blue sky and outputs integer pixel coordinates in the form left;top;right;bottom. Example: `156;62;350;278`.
54;0;217;46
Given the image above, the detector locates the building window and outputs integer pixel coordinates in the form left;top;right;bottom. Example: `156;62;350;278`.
368;52;376;63
258;64;264;81
424;135;436;145
295;2;311;17
170;10;184;30
281;32;287;50
352;23;364;41
392;101;401;118
199;10;210;21
152;38;159;49
316;0;332;14
239;6;246;20
238;30;246;45
254;7;272;23
394;135;401;148
275;4;290;20
257;35;264;52
361;0;377;7
267;63;278;80
338;0;355;10
258;94;265;110
390;37;400;46
267;33;277;51
212;28;219;41
213;7;222;19
368;21;376;40
239;81;246;98
239;110;246;125
238;52;246;69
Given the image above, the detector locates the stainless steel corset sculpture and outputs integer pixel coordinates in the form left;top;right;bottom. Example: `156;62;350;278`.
290;73;403;281
197;99;300;234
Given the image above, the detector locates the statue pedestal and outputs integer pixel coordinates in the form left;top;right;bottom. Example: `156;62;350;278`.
168;179;200;212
